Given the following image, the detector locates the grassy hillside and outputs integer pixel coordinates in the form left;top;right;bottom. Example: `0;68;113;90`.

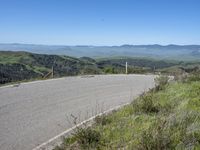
0;51;101;84
96;57;179;70
55;73;200;149
1;51;200;85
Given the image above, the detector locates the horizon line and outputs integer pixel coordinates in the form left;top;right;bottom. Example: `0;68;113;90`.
1;42;200;47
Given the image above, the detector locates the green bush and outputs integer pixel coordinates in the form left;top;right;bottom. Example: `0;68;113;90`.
154;75;169;91
187;74;200;82
103;67;115;74
133;92;160;114
95;115;112;126
138;119;171;150
138;111;200;150
72;126;102;149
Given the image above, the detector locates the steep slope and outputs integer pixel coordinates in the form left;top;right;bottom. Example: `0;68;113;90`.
0;51;101;84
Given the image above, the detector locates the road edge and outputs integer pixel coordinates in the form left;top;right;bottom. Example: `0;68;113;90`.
32;102;130;150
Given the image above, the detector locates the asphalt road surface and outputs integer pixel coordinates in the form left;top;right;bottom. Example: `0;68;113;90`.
0;74;155;150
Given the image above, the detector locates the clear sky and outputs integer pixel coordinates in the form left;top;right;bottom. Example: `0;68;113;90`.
0;0;200;45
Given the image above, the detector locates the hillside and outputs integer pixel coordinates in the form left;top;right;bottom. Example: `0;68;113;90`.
0;51;101;84
1;43;200;61
55;73;200;149
1;51;200;85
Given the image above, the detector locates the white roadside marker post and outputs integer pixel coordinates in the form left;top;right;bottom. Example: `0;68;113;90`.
126;62;128;74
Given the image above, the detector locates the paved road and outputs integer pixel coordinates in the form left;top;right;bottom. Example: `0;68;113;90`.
0;74;155;150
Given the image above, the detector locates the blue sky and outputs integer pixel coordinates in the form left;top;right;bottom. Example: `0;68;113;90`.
0;0;200;45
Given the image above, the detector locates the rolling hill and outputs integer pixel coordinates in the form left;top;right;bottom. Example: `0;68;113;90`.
0;51;101;84
1;51;200;85
0;43;200;61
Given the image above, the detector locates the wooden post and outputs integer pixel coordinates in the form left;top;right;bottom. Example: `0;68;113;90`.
52;66;54;78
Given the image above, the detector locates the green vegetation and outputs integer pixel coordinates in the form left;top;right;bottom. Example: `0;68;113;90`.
2;51;200;149
0;51;101;84
55;73;200;149
1;51;200;85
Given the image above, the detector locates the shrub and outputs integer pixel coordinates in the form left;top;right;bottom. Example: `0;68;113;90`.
187;74;200;82
95;115;112;126
138;111;200;150
133;92;160;114
103;67;115;74
174;73;188;83
138;119;171;150
178;68;200;83
72;126;102;149
154;75;169;91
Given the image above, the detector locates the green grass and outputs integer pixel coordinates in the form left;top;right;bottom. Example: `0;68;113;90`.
55;78;200;150
0;51;33;64
0;51;102;84
1;50;200;85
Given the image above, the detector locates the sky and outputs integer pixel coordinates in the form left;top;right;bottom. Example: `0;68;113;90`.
0;0;200;46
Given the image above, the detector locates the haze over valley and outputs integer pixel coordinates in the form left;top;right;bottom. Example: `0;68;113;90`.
0;43;200;61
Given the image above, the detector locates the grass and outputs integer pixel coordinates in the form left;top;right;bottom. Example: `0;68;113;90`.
1;50;200;85
54;76;200;150
0;51;33;64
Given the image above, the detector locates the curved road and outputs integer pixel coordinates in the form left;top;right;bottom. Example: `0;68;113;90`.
0;74;155;150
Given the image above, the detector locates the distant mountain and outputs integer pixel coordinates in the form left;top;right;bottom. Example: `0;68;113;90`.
0;43;200;60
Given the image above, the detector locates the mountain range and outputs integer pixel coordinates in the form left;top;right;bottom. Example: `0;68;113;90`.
0;43;200;60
